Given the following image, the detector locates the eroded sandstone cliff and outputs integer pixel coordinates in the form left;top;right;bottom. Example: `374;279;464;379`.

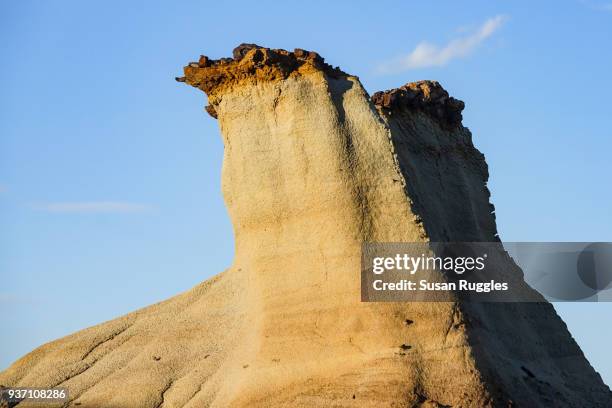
1;44;610;407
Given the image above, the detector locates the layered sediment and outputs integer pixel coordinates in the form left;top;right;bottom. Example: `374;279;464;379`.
1;44;610;407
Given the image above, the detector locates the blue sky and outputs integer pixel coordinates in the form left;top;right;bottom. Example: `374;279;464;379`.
1;0;611;385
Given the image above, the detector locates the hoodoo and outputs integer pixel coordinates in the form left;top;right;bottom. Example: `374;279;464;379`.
1;44;610;407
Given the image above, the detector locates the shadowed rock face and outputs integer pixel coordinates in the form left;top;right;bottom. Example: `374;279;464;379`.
1;44;610;408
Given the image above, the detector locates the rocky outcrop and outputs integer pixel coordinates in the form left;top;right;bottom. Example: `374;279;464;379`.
176;43;347;119
1;44;610;407
372;81;465;129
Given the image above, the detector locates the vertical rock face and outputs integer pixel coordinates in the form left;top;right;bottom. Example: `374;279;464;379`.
1;45;610;407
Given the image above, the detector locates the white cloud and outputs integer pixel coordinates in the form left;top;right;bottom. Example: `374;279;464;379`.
377;15;507;73
33;201;154;214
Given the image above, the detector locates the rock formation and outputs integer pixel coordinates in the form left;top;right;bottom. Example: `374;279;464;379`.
1;44;610;407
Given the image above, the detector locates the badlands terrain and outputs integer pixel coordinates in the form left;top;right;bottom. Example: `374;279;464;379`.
1;44;610;407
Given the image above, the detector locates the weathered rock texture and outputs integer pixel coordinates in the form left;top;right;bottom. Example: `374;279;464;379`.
2;44;610;407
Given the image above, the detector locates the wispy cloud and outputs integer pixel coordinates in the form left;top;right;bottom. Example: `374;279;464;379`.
32;201;154;214
593;2;612;11
580;0;612;11
377;15;507;73
0;293;46;305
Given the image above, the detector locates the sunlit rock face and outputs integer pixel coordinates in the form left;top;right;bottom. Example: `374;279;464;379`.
1;44;610;408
